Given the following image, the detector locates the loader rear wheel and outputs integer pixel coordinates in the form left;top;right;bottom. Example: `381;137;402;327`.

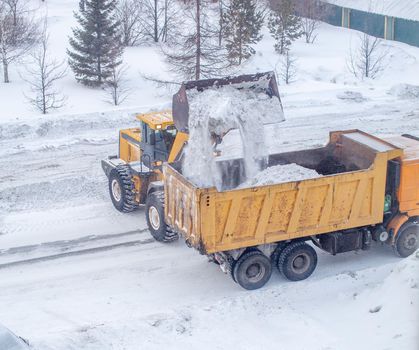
145;191;178;243
278;241;317;281
233;250;272;290
109;165;138;213
393;220;419;258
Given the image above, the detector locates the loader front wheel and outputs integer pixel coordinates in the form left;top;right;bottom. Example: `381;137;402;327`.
233;250;272;290
393;220;419;258
109;165;138;213
145;191;178;243
278;241;317;281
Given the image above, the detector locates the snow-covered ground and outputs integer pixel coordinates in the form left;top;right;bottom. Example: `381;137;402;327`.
1;0;419;349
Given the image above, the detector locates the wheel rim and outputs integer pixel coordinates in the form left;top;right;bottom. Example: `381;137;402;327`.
403;232;418;251
111;179;122;202
246;262;265;283
291;253;310;274
148;206;161;230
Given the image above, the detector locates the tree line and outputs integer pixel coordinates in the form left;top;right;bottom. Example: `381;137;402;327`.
1;0;390;114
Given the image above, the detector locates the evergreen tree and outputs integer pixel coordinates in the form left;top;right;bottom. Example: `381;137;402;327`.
222;0;263;65
67;0;123;86
268;0;302;55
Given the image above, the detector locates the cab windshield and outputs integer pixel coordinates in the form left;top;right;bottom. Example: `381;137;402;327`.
154;126;177;154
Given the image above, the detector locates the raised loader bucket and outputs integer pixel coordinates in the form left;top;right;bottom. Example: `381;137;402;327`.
172;71;284;133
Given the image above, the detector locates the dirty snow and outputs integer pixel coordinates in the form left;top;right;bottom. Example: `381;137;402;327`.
389;84;419;99
183;86;283;189
239;163;321;188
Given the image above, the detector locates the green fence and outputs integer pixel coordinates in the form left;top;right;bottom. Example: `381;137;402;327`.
322;3;419;47
394;18;419;47
349;9;384;38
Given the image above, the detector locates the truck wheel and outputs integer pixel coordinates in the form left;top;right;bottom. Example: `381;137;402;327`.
145;191;178;243
109;165;138;213
393;220;419;258
233;250;272;290
278;241;317;281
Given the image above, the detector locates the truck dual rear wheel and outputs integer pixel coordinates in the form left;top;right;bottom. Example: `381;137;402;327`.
233;250;272;290
108;165;138;213
278;241;317;281
394;220;419;258
145;191;178;243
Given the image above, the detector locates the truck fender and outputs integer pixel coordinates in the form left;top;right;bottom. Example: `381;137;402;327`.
387;214;410;244
101;157;126;178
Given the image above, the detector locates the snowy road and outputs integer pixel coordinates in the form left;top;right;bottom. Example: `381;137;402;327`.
0;87;418;349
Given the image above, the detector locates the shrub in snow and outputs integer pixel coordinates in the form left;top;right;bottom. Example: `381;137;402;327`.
276;50;298;84
24;22;67;114
104;64;131;106
67;0;123;86
347;33;389;80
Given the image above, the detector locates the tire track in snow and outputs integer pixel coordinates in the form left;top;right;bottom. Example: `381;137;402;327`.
0;229;155;269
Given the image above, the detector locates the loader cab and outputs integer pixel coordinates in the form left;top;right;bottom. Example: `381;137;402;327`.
137;111;177;167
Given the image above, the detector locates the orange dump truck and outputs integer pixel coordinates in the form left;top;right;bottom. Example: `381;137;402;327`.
158;130;419;290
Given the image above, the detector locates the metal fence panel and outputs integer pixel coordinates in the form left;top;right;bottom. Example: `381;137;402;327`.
394;18;419;47
350;9;384;38
324;3;342;26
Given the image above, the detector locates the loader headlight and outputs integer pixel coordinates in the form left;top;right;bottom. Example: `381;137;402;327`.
156;124;162;129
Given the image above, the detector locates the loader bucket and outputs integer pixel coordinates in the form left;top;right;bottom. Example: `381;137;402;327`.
172;71;284;133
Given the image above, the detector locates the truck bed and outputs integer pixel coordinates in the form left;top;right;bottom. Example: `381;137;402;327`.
164;130;403;254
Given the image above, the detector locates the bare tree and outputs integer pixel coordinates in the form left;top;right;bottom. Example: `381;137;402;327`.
295;0;329;44
0;0;39;82
24;25;67;113
105;64;131;106
347;33;388;79
276;49;297;84
2;0;29;25
116;0;143;46
163;0;228;80
140;0;178;43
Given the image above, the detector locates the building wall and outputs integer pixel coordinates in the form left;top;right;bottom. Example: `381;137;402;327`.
322;2;419;47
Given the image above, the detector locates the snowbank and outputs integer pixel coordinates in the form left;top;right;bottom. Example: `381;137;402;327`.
389;84;419;99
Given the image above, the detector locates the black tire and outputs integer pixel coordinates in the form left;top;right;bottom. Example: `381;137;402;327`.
145;191;178;243
108;165;138;213
271;242;288;267
393;220;419;258
233;250;272;290
278;241;317;281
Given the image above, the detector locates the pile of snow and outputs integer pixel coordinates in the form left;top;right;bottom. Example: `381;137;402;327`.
183;86;283;189
239;163;321;188
389;84;419;99
337;91;366;103
0;324;29;350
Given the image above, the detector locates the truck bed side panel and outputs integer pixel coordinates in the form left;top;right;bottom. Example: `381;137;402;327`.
164;152;388;254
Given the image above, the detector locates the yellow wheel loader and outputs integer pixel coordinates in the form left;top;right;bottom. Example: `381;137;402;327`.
101;72;283;242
